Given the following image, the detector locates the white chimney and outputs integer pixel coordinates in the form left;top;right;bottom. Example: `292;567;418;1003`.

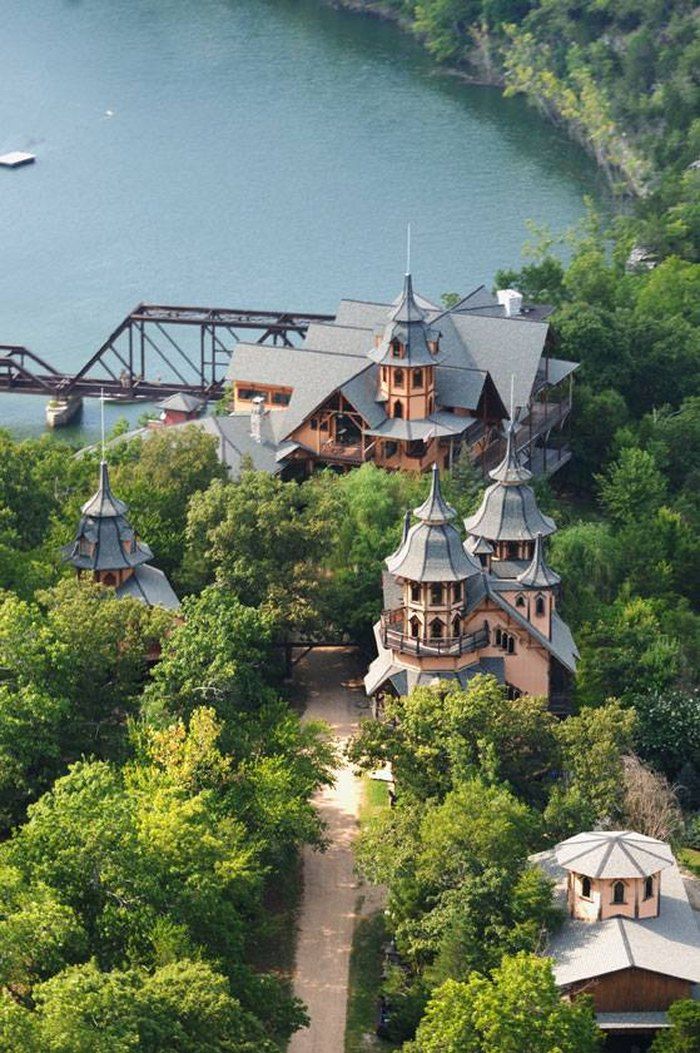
250;396;266;443
497;289;523;317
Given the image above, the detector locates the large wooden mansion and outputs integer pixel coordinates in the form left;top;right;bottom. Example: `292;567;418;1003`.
364;438;578;712
535;831;700;1040
224;274;577;478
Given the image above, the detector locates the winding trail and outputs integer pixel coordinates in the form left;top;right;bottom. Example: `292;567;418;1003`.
289;647;366;1053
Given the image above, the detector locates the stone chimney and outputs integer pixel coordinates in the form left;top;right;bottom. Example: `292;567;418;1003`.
250;396;266;443
496;289;523;317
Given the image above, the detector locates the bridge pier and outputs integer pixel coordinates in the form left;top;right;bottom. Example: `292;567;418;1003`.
45;395;83;428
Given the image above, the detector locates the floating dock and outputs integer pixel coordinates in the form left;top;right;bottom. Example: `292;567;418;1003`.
0;151;36;168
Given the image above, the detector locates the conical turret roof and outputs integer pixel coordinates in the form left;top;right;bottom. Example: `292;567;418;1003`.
517;533;560;588
555;831;674;880
489;422;532;484
413;463;456;524
62;461;152;572
81;461;129;517
386;466;481;582
369;273;440;368
464;426;556;543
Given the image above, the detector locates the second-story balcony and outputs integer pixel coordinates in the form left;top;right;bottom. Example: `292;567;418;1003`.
381;608;490;657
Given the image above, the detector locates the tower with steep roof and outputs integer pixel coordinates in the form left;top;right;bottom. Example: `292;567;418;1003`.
63;461;180;611
365;433;578;711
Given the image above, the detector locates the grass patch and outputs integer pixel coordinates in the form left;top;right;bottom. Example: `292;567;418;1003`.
345;910;397;1052
360;775;390;824
680;847;700;877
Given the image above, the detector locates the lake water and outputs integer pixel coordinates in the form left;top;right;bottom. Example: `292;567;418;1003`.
0;0;604;438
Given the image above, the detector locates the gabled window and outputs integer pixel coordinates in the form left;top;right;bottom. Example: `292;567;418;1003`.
429;618;445;639
516;595;526;609
391;340;402;359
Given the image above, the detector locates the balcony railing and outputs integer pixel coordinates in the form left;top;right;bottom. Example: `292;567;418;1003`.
319;440;365;463
381;609;490;657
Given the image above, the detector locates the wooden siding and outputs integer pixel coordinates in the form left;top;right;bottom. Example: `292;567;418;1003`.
569;967;690;1013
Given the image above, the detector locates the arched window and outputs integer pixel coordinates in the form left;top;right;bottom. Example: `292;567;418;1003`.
410;582;421;603
412;369;423;390
391;340;402;359
410;615;421;639
507;635;515;654
393;400;403;419
516;595;526;608
430;618;445;639
495;628;502;647
535;595;545;616
613;881;625;905
394;368;405;388
581;876;591;899
452;614;461;637
430;583;444;606
644;875;654;900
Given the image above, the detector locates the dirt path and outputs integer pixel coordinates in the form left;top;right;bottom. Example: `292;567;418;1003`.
288;647;367;1053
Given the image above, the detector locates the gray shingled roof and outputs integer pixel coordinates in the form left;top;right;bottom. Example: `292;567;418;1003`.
116;563;181;611
464;480;557;542
485;585;578;672
157;393;204;413
368;274;441;368
63;462;153;572
532;845;700;988
545;357;579;387
555;831;675;880
489;423;533;484
517;533;561;588
365;410;469;441
435;366;487;412
386;468;482;583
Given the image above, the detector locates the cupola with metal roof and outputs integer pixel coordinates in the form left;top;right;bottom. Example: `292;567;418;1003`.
63;461;152;574
517;532;561;588
464;423;556;546
386;464;481;582
369;273;441;368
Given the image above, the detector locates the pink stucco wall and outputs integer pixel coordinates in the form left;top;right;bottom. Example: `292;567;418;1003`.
568;872;660;920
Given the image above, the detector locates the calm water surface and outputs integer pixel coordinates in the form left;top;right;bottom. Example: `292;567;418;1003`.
0;0;604;437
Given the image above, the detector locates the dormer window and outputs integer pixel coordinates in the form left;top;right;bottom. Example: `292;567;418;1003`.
644;875;654;900
391;340;402;359
613;881;626;905
581;876;592;899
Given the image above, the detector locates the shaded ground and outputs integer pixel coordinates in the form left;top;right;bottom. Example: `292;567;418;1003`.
288;647;370;1053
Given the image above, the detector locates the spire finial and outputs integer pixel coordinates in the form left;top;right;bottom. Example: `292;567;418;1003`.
402;508;411;544
406;222;411;275
100;387;106;463
510;374;515;421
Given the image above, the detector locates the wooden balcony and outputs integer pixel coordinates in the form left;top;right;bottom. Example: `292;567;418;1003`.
319;440;365;464
381;608;489;657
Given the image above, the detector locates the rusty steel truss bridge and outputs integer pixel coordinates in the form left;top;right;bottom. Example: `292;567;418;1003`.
0;303;335;402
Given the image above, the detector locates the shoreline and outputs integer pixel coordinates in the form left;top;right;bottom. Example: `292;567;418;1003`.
324;0;639;197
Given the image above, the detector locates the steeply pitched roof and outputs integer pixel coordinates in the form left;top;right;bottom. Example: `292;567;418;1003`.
555;831;675;880
517;533;561;588
63;462;153;573
486;585;578;672
464;478;556;542
489;422;533;484
368;274;441;368
386;468;482;583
